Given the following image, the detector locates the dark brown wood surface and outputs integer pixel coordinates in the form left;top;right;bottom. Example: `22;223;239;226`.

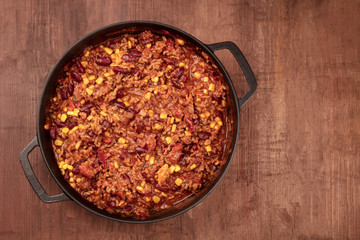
1;0;359;239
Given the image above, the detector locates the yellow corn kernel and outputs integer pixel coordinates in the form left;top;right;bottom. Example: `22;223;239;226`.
114;162;119;169
165;137;172;144
170;117;174;124
67;165;74;171
104;47;113;55
209;83;215;91
77;124;83;129
75;140;82;150
161;192;168;197
175;178;183;186
194;72;201;79
141;181;146;187
179;62;185;67
171;124;177;132
149;156;155;164
52;97;57;102
76;178;81;183
115;49;120;54
146;43;152;48
56;149;60;154
61;127;69;134
203;89;208;94
83;78;89;85
81;61;88;67
184;131;191;137
174;165;181;172
109;69;115;75
69;126;78;134
176;39;184;45
44;123;50;130
124;102;130;107
205;112;210;117
54;139;63;146
200;113;205;118
69;172;74;178
190;164;197;170
203;77;209;82
210;122;216;128
154;89;159;95
62;163;68;170
60;114;67;122
168;196;175;200
152;76;159;83
205;145;212;152
175;118;181;122
154;189;160;193
59;161;64;168
153;195;161;203
169;165;175;174
125;192;131;196
153;123;162;130
214;125;220;130
222;100;226;107
112;114;119;121
145;154;150;161
218;121;223;126
84;51;89;57
136;186;143;192
104;72;110;77
148;110;154;117
128;41;132;49
87;115;93;121
167;65;172;69
118;137;126;144
144;92;152;100
70;183;76;188
105;131;110;137
86;88;93;95
145;197;151;202
96;77;104;84
100;111;107;117
160;112;167;119
215;117;221;123
89;75;96;80
67;111;78;117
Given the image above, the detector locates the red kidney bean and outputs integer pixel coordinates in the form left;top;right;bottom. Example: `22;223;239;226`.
198;131;211;140
120;151;127;159
102;121;110;129
108;200;116;208
88;142;97;148
96;57;112;66
141;172;150;183
191;144;198;152
75;60;85;73
138;212;146;218
194;109;199;115
122;54;136;62
71;71;82;82
90;178;98;189
211;71;220;80
193;118;199;125
56;122;66;128
122;173;130;181
49;126;57;140
67;122;77;129
178;75;187;83
172;186;180;192
131;69;139;75
72;168;80;175
172;67;184;79
113;67;128;74
116;90;124;98
87;131;94;137
135;146;147;154
185;118;195;133
140;36;155;45
155;184;170;192
113;101;126;109
60;88;68;100
68;81;74;96
162;57;175;65
107;41;116;49
124;205;133;211
171;80;183;89
129;49;142;57
64;170;70;180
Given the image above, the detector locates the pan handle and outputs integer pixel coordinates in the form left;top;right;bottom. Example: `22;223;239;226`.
20;137;69;203
207;41;257;109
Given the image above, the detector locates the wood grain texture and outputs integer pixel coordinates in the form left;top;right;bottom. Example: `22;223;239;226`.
1;0;359;239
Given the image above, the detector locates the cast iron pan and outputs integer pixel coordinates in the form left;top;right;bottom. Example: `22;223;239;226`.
20;21;257;223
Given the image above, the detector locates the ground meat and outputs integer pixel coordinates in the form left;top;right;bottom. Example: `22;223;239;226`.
45;31;230;219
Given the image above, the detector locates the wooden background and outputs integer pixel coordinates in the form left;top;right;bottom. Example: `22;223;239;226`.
1;0;359;239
